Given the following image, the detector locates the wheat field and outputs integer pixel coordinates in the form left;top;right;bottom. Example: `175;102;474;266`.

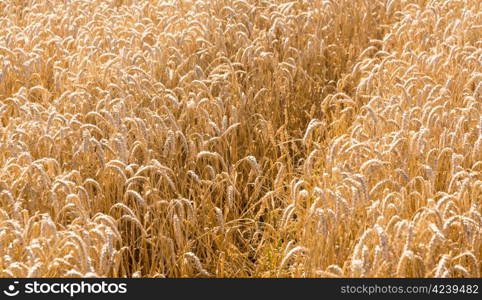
0;0;480;278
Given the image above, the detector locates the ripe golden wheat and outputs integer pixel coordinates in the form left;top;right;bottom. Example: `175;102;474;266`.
0;0;480;277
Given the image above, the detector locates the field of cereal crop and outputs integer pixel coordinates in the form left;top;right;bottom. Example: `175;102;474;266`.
0;0;481;277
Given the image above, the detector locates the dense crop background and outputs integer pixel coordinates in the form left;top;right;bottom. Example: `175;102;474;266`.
0;0;481;277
